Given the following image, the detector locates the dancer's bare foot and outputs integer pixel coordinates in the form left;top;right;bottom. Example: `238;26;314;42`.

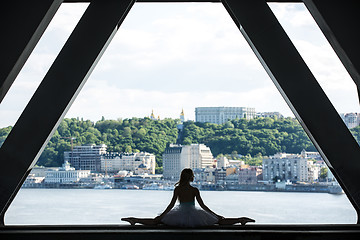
121;217;136;225
239;217;255;225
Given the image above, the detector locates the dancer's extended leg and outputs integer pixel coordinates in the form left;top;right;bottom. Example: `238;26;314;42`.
218;217;255;225
122;217;160;226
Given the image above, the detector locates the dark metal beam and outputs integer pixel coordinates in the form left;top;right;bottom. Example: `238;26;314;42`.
63;0;302;2
223;0;360;222
1;224;360;240
0;0;62;103
303;0;360;103
0;0;135;224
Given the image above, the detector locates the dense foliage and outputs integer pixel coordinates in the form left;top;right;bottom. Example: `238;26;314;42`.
180;117;316;157
0;117;321;170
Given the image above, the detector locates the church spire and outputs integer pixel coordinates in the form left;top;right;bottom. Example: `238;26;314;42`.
150;109;156;120
180;108;185;123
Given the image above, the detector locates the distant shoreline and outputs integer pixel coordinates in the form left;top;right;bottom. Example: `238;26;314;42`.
21;182;343;194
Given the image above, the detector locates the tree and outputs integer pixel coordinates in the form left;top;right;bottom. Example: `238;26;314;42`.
134;128;146;139
125;145;132;153
320;167;328;181
123;127;132;138
224;121;234;129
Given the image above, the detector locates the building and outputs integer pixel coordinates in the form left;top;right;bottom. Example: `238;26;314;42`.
23;174;45;188
225;172;239;185
30;166;55;177
64;144;107;172
214;168;227;184
262;153;309;182
300;149;322;160
101;152;156;174
216;156;245;169
177;109;185;131
238;166;262;184
340;112;360;129
195;107;256;124
44;161;91;183
149;109;160;120
193;168;216;183
301;150;322;182
163;144;215;180
256;112;283;118
162;145;183;180
180;108;185;123
307;161;320;182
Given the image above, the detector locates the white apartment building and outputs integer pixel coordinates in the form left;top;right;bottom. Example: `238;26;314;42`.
262;153;309;182
64;144;107;172
163;144;215;180
101;152;156;174
45;161;91;183
195;107;256;124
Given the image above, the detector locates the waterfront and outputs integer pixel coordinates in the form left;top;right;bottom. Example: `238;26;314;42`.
5;188;356;225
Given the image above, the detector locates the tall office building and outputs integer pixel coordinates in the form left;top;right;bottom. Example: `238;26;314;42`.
163;144;215;180
195;107;255;124
64;144;107;172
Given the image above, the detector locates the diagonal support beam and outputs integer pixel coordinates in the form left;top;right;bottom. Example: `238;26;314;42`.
0;0;62;103
0;0;134;224
223;0;360;222
303;0;360;103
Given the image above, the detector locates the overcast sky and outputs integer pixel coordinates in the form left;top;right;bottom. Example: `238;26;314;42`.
0;2;358;128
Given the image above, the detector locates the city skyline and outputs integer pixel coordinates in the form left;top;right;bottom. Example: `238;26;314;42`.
0;2;358;128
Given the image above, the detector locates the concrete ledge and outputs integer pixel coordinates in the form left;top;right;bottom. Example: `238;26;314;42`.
1;224;360;240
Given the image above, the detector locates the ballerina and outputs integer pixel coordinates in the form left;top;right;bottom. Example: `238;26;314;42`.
122;168;255;227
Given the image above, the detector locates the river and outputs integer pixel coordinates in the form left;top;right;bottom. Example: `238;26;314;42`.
5;188;357;225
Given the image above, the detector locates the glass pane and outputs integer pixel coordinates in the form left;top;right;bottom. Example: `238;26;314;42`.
4;2;356;225
0;3;89;141
268;3;359;128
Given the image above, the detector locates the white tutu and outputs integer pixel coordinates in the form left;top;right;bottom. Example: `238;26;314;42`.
161;202;218;227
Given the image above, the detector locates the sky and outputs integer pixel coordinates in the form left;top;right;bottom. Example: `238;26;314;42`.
0;2;358;128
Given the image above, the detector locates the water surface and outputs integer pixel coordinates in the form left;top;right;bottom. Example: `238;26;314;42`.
5;189;356;225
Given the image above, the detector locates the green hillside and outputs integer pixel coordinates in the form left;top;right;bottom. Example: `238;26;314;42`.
0;116;324;172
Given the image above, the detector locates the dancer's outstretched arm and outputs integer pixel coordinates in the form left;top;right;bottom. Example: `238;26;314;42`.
195;188;223;219
156;187;179;220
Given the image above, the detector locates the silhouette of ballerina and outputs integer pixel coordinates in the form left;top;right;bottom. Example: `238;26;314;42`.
122;168;255;227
